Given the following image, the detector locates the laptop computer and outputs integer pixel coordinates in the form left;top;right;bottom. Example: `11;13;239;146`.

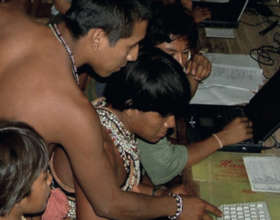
193;0;249;28
184;69;280;153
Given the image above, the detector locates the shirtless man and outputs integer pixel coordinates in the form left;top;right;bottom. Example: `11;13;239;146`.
0;1;221;219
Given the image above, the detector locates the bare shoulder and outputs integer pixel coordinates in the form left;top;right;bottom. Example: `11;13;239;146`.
0;5;103;156
0;5;53;72
31;84;102;145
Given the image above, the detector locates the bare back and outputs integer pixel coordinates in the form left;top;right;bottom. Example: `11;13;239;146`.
0;5;92;143
0;5;123;215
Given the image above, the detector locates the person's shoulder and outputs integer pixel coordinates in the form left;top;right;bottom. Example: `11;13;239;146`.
36;82;95;119
0;7;48;64
30;85;100;142
0;3;33;28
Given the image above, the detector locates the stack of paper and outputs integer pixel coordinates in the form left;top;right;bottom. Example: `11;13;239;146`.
191;53;265;105
243;156;280;193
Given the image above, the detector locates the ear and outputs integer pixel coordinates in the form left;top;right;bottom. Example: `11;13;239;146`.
87;28;107;50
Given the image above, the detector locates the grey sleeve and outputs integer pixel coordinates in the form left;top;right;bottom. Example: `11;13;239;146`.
138;137;188;186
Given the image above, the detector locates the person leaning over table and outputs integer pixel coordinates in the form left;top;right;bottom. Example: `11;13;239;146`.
42;46;224;219
0;1;224;220
138;3;253;187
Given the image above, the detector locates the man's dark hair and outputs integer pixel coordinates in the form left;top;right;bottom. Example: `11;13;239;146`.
0;121;49;216
64;0;152;45
143;2;198;49
104;47;191;117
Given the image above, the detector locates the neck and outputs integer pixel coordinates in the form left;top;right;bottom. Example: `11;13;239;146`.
55;23;86;67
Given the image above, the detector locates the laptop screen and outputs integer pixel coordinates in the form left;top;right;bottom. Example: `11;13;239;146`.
245;69;280;143
194;0;249;27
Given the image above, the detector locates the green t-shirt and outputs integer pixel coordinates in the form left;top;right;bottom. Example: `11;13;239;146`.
138;137;188;185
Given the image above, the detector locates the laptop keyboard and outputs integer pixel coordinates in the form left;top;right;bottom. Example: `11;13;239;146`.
217;201;271;220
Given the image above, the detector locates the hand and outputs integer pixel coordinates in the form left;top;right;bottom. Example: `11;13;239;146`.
217;117;253;147
192;7;211;24
179;196;222;220
185;54;211;82
181;0;193;10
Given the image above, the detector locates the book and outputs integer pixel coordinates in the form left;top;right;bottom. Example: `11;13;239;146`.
191;53;265;105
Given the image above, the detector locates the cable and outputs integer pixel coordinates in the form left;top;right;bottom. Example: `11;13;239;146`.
250;32;280;68
241;11;273;27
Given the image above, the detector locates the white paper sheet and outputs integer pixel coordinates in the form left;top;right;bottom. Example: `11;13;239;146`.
243;156;280;193
191;53;265;105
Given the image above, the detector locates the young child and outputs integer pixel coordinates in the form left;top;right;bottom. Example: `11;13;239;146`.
0;120;52;220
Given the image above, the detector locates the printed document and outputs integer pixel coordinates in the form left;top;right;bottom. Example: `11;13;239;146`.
191;53;265;105
243;156;280;193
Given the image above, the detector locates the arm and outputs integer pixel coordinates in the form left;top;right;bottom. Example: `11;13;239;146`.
180;0;192;10
43;94;221;220
192;7;211;23
186;117;253;167
75;180;108;220
139;117;252;185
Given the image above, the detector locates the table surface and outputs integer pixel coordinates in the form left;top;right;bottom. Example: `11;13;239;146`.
191;8;280;218
192;151;280;219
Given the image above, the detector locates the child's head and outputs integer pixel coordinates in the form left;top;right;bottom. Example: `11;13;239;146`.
104;46;191;117
0;120;51;217
104;47;191;143
143;2;198;49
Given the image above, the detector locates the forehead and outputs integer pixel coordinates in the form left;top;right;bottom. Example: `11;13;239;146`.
157;36;189;52
136;110;166;121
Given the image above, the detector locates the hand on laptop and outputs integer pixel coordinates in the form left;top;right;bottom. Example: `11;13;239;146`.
216;117;253;147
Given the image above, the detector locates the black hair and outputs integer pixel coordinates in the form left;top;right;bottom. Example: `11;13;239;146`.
104;47;191;117
64;0;152;45
143;2;198;49
0;121;49;216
